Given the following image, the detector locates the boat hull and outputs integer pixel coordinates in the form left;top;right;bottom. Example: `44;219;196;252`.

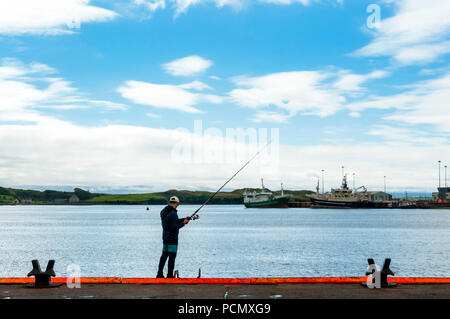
309;198;376;209
244;197;290;208
398;204;417;209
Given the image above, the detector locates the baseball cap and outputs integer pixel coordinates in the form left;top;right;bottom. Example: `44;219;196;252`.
169;196;180;203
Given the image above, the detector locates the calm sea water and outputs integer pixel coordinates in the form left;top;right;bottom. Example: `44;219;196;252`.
0;205;449;278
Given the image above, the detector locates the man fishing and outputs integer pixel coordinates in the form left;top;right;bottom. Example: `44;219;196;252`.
156;142;271;278
157;196;196;278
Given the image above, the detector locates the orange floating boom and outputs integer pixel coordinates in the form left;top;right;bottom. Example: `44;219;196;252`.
1;277;450;285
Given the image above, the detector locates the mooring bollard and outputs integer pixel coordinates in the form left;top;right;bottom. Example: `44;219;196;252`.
27;259;59;288
362;258;397;288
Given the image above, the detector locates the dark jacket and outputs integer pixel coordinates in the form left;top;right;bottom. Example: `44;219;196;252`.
160;205;185;245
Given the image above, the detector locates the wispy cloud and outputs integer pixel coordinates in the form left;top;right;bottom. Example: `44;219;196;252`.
367;125;449;146
0;0;117;35
117;80;222;113
134;0;342;18
333;70;389;93
0;58;127;123
134;0;166;12
347;72;450;133
251;111;291;123
229;69;388;122
353;0;450;65
178;80;212;90
146;112;161;118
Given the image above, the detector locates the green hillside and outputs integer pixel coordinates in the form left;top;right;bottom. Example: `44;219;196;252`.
0;195;15;204
0;186;104;204
0;186;314;205
86;188;314;205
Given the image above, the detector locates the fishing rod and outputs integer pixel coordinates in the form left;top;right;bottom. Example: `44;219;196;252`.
190;141;272;220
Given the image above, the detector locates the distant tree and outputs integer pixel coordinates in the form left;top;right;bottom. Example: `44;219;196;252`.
74;188;91;200
44;190;62;201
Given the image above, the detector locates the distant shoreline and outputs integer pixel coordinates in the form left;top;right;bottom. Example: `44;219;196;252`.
1;186;439;207
0;186;314;206
0;203;246;206
3;201;450;209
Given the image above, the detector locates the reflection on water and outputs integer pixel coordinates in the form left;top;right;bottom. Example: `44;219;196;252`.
0;205;449;278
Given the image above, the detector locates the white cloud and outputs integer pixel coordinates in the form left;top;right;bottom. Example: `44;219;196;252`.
134;0;166;12
251;111;291;123
229;69;387;122
0;0;117;35
163;55;213;77
178;80;212;90
278;142;450;192
367;125;448;145
230;71;342;119
135;0;341;17
347;72;450;132
81;100;127;111
0;60;447;192
117;80;222;113
0;80;47;112
2;58;448;192
1;119;448;192
333;70;389;92
260;0;309;5
146;112;161;118
171;0;245;16
354;0;450;65
0;58;56;79
172;0;204;16
0;58;127;121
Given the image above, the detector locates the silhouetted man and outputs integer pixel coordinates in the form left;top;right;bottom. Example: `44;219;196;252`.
157;196;190;278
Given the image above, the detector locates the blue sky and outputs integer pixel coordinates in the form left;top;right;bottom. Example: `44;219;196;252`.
0;0;449;193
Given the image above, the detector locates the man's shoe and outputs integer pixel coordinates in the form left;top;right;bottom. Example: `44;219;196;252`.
156;272;165;278
166;273;174;278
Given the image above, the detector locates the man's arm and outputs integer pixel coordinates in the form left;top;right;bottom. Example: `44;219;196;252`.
168;213;186;232
179;217;190;225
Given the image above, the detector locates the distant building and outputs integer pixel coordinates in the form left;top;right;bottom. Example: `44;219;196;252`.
21;197;33;205
54;198;67;204
368;191;392;202
12;199;20;205
435;187;450;201
69;195;80;204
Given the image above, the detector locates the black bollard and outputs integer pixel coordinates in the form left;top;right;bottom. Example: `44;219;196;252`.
362;258;397;288
27;259;60;288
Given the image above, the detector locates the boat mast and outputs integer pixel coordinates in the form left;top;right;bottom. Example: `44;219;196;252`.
281;183;284;196
342;174;348;189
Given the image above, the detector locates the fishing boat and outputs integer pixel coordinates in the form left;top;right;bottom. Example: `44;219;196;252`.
397;200;417;209
307;175;376;208
243;179;291;208
396;192;417;208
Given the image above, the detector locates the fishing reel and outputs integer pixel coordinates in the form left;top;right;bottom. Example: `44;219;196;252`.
191;214;200;221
